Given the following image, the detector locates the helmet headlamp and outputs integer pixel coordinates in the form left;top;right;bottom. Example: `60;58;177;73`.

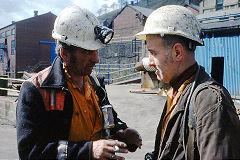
94;25;114;44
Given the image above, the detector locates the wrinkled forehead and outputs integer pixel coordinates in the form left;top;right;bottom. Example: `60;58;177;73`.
146;34;165;48
146;34;161;41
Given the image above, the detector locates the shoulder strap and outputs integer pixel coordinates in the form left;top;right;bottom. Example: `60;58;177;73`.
89;72;109;106
89;71;101;90
183;65;200;159
186;81;215;160
188;81;214;130
186;94;197;160
188;95;197;130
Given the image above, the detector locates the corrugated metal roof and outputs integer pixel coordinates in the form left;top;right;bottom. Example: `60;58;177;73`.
197;8;240;19
200;19;240;30
98;9;121;24
98;1;199;26
98;5;154;27
130;5;154;17
152;0;186;6
150;0;199;11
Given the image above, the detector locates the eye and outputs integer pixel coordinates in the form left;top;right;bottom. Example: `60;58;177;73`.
88;50;98;55
150;51;157;56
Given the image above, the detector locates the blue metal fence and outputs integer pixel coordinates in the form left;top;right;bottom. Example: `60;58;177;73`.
195;35;240;96
94;63;140;84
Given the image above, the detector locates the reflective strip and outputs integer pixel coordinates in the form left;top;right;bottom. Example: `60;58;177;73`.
40;89;65;111
55;91;65;111
51;90;56;110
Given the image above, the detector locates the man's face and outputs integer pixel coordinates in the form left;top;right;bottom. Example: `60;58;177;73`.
67;48;99;76
146;35;175;83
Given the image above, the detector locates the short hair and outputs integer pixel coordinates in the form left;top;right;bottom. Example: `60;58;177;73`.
160;35;196;53
55;40;78;56
55;40;78;63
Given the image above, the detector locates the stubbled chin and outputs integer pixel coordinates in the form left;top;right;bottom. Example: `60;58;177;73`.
85;70;93;75
87;66;94;70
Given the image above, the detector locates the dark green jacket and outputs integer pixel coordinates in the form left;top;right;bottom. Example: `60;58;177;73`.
153;66;240;160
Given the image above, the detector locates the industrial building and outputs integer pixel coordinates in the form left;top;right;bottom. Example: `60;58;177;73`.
200;0;240;13
0;1;239;96
196;0;240;96
0;11;56;78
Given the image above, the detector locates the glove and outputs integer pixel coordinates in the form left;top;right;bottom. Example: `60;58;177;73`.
115;128;142;152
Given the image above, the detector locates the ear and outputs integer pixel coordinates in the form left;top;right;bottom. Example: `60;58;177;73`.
172;43;184;62
60;48;70;63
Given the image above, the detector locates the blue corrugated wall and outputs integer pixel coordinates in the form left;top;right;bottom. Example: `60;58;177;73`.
195;36;240;96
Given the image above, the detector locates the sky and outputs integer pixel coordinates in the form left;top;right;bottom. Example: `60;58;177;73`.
0;0;119;29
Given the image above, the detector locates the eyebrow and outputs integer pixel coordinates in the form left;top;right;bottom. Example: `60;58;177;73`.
148;48;155;52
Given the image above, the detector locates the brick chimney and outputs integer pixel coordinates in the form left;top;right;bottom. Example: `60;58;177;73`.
34;10;38;17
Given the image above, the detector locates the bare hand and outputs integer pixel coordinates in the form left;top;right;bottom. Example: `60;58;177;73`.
92;139;128;160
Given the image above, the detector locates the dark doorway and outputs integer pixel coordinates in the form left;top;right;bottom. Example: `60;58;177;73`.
211;57;224;85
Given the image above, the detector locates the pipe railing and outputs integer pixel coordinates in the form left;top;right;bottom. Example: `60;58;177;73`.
94;63;140;84
0;63;141;94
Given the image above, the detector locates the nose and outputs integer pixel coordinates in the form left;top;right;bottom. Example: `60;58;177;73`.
148;54;155;67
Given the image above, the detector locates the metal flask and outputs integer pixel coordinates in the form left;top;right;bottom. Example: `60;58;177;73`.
101;104;115;138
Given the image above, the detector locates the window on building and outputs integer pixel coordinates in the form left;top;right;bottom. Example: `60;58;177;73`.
0;49;4;63
5;30;10;37
11;40;15;55
0;32;5;38
216;0;223;10
11;28;15;35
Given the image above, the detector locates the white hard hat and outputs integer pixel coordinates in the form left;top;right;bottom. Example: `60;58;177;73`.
52;6;104;50
136;5;203;45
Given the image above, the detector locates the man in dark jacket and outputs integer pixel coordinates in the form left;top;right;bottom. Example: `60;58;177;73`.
16;6;142;160
136;5;240;160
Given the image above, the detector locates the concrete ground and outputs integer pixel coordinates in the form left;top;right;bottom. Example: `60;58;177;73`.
0;124;18;160
0;84;239;160
106;84;166;160
0;84;166;160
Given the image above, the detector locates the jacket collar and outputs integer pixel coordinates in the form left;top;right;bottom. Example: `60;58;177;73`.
169;63;198;91
172;65;213;113
40;56;67;89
